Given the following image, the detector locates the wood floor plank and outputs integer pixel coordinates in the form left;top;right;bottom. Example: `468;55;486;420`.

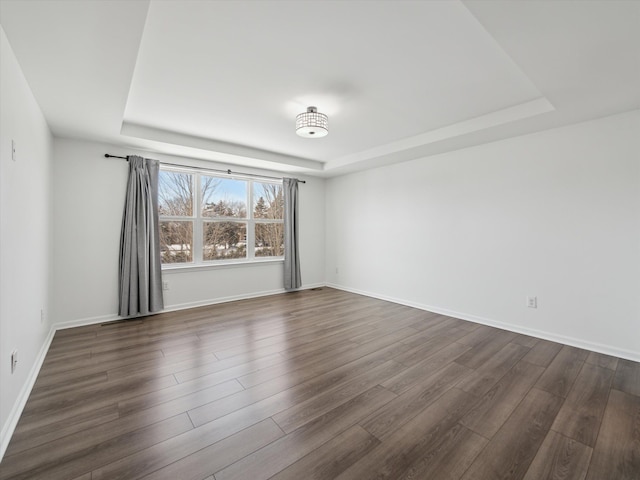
107;351;220;381
272;360;406;433
381;341;471;395
119;378;244;417
521;339;563;367
585;389;640;480
361;362;472;441
612;358;640;396
523;430;593;480
214;386;396;480
120;362;260;414
334;388;479;480
395;425;487;480
282;327;368;357
35;350;164;387
186;373;305;429
267;425;380;480
347;325;418;344
393;333;460;367
551;363;613;447
188;339;407;428
456;325;496;347
403;314;450;335
29;372;109;403
407;315;474;337
3;392;223;477
460;387;564;480
18;373;177;427
455;342;529;397
2;288;634;480
136;418;284;480
36;350;92;374
173;352;284;384
4;403;120;457
24;371;177;414
91;404;288;480
511;334;540;348
235;340;357;389
585;351;618;371
535;345;589;398
460;359;545;438
0;413;193;480
69;474;91;480
455;329;517;369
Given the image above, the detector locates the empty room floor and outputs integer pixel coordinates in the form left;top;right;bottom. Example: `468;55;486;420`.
1;288;639;479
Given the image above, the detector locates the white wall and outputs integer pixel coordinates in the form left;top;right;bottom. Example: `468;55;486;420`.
0;27;53;453
326;110;640;360
52;138;325;327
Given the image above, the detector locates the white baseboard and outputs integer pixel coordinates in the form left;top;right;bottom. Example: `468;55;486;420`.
162;287;288;313
54;283;326;330
0;327;55;461
54;313;122;330
327;283;640;363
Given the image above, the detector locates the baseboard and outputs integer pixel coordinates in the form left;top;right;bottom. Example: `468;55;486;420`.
161;287;289;313
54;283;326;330
327;283;640;363
0;326;56;461
54;313;122;330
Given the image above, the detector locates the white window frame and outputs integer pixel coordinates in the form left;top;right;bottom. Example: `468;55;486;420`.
159;165;284;270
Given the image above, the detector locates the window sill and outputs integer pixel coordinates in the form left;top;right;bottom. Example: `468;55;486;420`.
162;257;284;273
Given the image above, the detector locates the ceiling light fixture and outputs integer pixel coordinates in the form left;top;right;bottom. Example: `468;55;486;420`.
296;106;328;138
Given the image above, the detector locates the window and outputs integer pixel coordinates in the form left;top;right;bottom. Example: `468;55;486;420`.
158;167;284;266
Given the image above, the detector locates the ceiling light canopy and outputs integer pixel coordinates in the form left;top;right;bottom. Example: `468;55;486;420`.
296;106;328;138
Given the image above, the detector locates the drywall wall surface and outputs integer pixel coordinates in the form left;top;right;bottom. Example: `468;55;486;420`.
0;26;53;452
326;110;640;359
52;138;325;326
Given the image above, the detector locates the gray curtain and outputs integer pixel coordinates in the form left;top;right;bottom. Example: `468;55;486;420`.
283;178;302;290
118;155;164;316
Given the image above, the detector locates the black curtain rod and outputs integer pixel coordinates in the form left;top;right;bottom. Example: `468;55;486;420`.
104;154;305;183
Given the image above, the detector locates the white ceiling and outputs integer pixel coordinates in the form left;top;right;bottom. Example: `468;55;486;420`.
1;0;638;176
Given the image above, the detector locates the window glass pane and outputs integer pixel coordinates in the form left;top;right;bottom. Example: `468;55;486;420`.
255;223;284;257
159;221;193;263
202;177;247;218
203;222;247;260
159;170;193;216
253;183;283;219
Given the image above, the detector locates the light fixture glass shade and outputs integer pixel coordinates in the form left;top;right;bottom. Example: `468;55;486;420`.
296;106;328;138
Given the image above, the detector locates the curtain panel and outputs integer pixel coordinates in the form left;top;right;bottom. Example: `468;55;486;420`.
283;178;302;290
118;155;164;316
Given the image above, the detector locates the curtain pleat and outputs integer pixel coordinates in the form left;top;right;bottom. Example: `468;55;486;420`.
118;156;164;316
283;178;301;290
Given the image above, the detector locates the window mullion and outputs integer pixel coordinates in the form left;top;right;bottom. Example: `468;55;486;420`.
247;180;255;260
193;173;203;264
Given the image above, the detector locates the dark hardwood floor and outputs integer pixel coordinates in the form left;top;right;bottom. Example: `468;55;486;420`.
1;288;639;479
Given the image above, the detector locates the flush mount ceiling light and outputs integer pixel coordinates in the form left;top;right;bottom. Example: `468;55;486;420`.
296;106;328;138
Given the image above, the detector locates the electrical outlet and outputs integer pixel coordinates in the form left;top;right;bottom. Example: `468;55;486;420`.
335;267;339;275
162;281;169;291
11;139;16;161
527;296;538;309
11;350;18;373
41;308;45;324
